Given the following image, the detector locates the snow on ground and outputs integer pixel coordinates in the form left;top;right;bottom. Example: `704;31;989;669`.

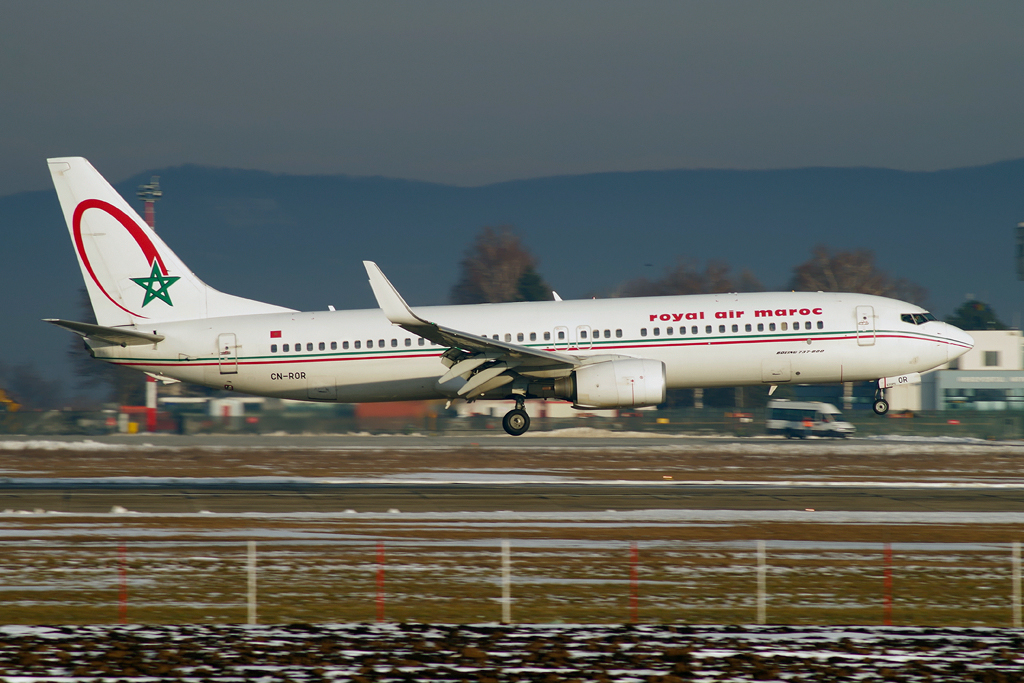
0;623;1019;681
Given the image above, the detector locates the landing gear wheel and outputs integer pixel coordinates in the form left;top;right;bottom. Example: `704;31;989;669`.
502;408;531;436
873;399;889;415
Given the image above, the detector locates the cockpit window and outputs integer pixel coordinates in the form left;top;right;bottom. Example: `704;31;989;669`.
902;312;938;325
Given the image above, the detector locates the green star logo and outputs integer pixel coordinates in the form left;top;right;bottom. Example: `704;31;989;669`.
130;260;180;307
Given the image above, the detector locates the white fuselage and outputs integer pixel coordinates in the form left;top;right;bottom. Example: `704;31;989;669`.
93;291;973;403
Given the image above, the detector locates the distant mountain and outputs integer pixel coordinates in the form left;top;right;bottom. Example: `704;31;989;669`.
3;160;1023;392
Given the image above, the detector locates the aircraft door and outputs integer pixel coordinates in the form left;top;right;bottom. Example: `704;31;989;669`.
855;305;875;346
575;325;592;350
553;326;569;350
217;333;238;374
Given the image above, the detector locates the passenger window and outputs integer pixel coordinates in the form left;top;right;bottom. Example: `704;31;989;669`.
769;323;776;332
306;343;313;351
343;341;349;349
692;326;698;334
545;331;552;341
679;326;686;335
781;323;788;331
757;323;764;332
517;333;524;342
616;329;622;338
379;339;385;348
271;344;278;353
706;325;712;334
641;328;648;337
283;344;289;352
666;327;673;335
718;325;725;333
319;342;325;351
581;330;588;339
418;338;425;346
793;322;800;330
331;342;337;350
366;340;373;348
817;321;823;329
652;328;659;336
355;341;361;349
558;330;565;340
493;335;499;340
529;332;537;341
745;324;752;332
295;345;302;353
604;329;611;338
404;338;411;347
732;324;738;333
505;333;511;342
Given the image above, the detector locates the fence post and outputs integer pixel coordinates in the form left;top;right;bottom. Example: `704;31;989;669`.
630;541;639;624
247;541;257;625
1013;541;1021;628
376;541;386;623
118;542;128;624
756;540;766;625
883;542;893;626
501;540;512;625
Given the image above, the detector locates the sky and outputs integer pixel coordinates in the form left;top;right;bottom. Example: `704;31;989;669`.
3;1;1024;195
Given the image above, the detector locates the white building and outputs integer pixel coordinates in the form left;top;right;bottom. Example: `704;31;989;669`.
918;330;1024;410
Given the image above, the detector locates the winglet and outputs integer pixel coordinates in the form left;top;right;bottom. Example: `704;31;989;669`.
363;261;426;327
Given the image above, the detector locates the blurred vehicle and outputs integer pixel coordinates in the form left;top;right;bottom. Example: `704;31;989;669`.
766;399;854;439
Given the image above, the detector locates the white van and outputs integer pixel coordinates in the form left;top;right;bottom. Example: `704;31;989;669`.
766;400;855;439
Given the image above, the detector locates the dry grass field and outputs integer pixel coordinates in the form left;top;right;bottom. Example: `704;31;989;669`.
0;438;1023;627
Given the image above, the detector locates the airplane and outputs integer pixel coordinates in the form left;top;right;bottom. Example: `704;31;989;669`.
45;157;974;436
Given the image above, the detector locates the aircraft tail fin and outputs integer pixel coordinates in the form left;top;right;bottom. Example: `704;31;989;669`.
47;157;293;326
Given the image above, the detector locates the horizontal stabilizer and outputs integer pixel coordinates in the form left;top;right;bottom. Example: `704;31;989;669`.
43;319;164;347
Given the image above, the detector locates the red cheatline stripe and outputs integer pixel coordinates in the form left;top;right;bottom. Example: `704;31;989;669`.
110;331;966;368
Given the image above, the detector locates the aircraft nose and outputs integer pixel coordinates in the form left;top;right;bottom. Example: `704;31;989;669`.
945;323;974;362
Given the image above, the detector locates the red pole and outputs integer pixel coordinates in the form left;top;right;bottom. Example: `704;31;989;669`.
118;542;128;624
145;376;157;432
883;542;893;626
376;541;385;622
630;541;639;624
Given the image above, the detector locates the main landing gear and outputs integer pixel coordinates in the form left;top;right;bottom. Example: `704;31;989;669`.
502;398;531;436
873;386;889;415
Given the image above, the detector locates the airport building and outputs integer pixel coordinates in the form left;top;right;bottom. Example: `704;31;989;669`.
917;330;1024;410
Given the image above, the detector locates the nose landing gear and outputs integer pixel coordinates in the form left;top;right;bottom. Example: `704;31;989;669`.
502;398;531;436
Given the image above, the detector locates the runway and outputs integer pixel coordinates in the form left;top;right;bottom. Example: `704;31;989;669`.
2;433;1024;514
3;480;1024;514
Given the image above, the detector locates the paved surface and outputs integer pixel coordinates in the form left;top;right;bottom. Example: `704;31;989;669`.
2;480;1022;514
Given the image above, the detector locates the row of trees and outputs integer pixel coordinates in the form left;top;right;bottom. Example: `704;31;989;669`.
450;225;934;307
449;225;1008;333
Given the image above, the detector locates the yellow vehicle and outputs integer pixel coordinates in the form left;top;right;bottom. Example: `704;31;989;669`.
0;389;20;412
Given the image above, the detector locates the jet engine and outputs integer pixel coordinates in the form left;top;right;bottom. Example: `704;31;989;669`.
560;358;666;409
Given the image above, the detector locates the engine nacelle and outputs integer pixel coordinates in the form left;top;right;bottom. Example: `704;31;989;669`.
570;359;666;409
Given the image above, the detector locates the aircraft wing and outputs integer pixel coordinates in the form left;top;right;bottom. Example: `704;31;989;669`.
363;261;578;375
44;319;165;346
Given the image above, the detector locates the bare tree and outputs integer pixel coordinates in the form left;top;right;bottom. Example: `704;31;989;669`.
789;246;927;305
615;258;763;297
450;226;552;303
